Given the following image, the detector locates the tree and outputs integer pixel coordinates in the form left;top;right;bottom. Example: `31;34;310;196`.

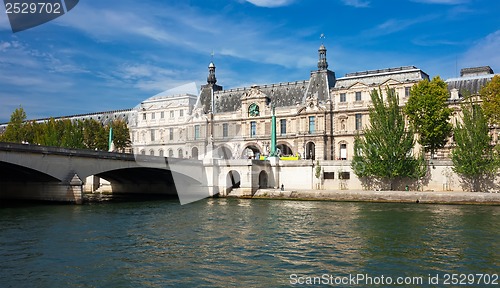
451;99;497;192
108;119;131;152
82;119;108;150
352;87;426;190
480;75;500;125
1;106;27;143
60;119;85;149
404;76;452;158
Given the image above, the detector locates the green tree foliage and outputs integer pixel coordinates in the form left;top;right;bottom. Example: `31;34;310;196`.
352;87;426;190
480;75;500;125
82;119;108;150
0;106;27;142
0;107;131;151
315;160;321;179
451;100;497;192
404;76;452;157
109;119;131;151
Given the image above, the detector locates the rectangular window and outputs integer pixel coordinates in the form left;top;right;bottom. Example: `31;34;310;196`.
355;114;362;130
339;172;350;179
151;112;155;120
355;91;362;101
179;110;184;117
280;119;286;135
340;93;346;102
250;121;256;137
405;87;411;97
340;143;347;160
194;125;200;140
160;111;164;119
308;116;315;134
223;123;229;138
324;172;335;179
170;111;174;118
150;129;155;142
142;113;146;120
169;128;174;140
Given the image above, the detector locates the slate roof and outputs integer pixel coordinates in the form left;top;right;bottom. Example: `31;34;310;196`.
334;66;429;89
213;79;310;113
446;67;496;96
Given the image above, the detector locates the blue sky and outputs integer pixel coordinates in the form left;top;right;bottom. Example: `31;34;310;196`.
0;0;499;122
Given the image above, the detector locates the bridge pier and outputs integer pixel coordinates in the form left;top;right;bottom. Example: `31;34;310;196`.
0;174;84;204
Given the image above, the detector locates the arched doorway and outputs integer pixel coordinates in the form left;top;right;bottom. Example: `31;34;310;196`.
226;170;241;194
192;147;199;159
306;142;315;160
242;145;261;159
258;171;268;189
217;146;233;159
277;143;293;156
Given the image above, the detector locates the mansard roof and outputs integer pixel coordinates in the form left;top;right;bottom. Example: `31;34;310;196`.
334;66;429;89
214;80;309;113
446;67;497;96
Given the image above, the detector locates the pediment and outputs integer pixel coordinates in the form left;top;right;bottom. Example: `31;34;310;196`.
348;82;369;89
379;78;402;87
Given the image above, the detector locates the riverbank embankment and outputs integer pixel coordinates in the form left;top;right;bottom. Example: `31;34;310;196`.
246;189;500;205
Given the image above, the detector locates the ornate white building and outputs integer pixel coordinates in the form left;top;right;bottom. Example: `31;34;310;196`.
129;45;436;161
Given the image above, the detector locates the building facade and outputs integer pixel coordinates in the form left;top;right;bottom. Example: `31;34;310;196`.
129;45;436;162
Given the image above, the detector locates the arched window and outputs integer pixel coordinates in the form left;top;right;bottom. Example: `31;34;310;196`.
178;148;183;158
306;142;315;160
192;147;199;159
159;149;164;157
149;149;155;156
168;149;174;157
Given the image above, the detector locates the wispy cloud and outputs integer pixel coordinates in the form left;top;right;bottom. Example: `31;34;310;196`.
461;30;500;71
243;0;294;8
410;0;469;4
361;14;438;37
341;0;370;8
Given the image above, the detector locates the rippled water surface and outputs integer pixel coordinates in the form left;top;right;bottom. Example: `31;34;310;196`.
0;199;498;287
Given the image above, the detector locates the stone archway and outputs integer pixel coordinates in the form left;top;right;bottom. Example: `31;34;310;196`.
226;170;241;194
217;145;233;159
242;144;261;159
277;143;293;156
258;170;268;189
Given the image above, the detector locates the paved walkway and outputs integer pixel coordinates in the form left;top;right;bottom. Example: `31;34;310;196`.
250;189;500;205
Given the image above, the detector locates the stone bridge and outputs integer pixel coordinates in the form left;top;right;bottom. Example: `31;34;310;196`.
0;142;208;204
0;142;277;204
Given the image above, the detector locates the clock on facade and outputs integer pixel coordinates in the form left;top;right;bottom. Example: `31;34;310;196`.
248;103;260;117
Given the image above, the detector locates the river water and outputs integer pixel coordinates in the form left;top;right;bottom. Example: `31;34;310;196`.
0;198;498;287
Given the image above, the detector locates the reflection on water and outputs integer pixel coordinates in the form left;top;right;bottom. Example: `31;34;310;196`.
0;199;498;287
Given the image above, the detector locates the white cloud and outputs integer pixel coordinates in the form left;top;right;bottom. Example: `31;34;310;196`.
411;0;468;4
341;0;370;8
361;14;438;37
461;30;500;72
244;0;294;8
